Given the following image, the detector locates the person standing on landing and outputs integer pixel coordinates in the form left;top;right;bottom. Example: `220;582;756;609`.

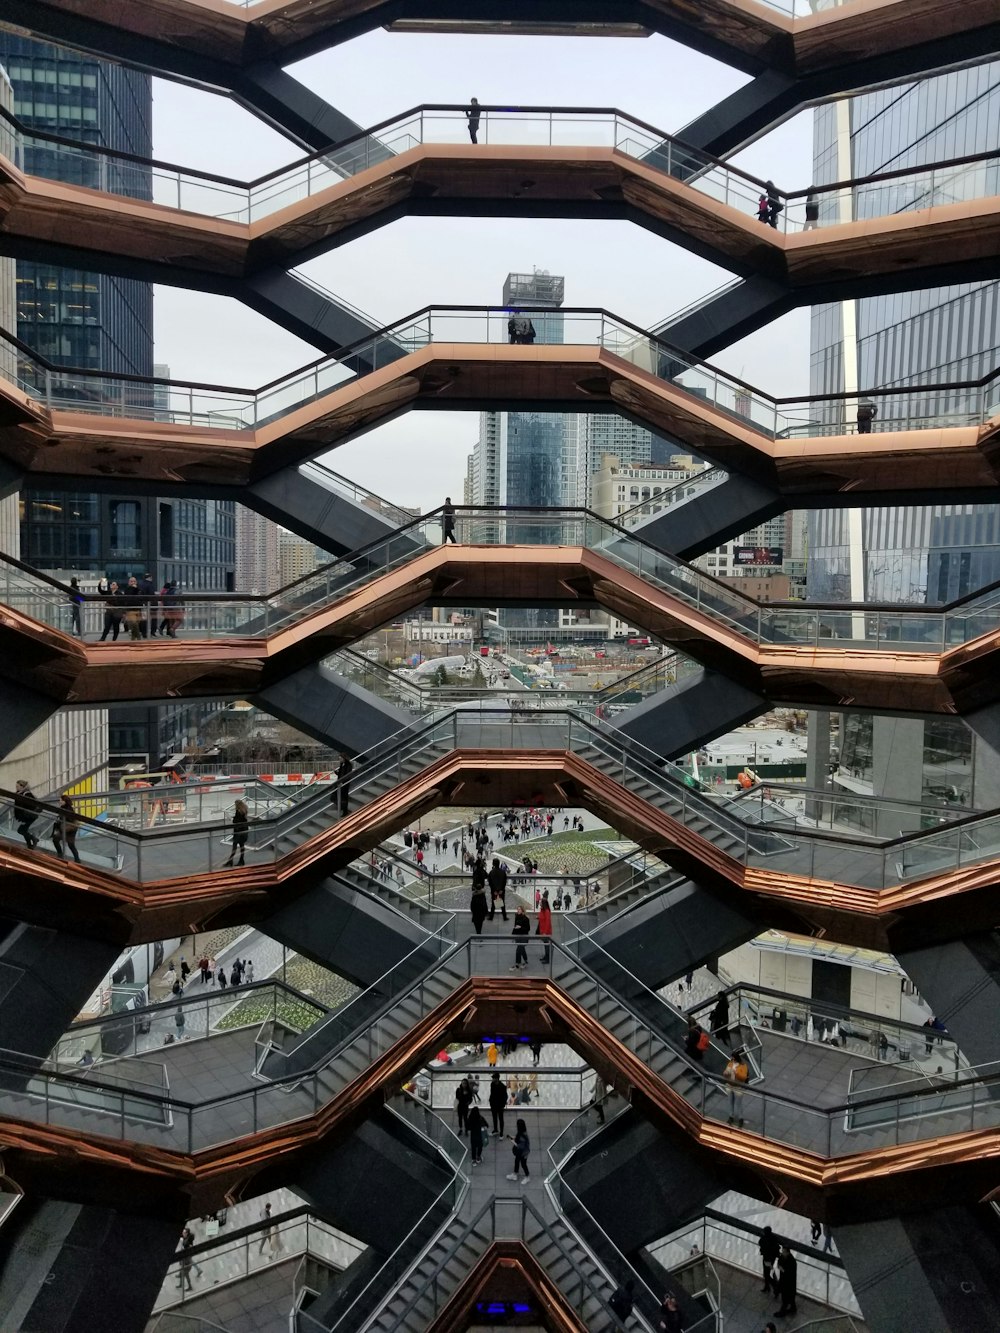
442;497;457;544
537;892;552;963
488;1070;508;1136
465;97;481;144
470;880;488;934
467;1102;486;1164
224;799;249;867
511;904;530;969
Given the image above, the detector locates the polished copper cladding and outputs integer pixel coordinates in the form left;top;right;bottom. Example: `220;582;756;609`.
2;976;998;1219
3;747;999;954
3;140;1000;287
14;0;998;79
3;343;997;498
4;543;1000;715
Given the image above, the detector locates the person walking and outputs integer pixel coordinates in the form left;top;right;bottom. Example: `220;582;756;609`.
217;965;228;990
505;1117;530;1182
465;97;481;144
179;1227;201;1283
455;1076;473;1136
774;1247;798;1318
537;892;552;964
246;959;254;984
723;1048;749;1127
709;990;732;1047
487;1041;498;1068
529;1038;542;1067
487;857;508;920
441;496;457;544
857;400;878;434
138;571;156;638
98;580;123;641
467;1103;486;1164
258;1202;274;1255
223;799;249;867
803;187;819;230
51;793;82;863
685;1017;709;1063
759;1226;781;1296
470;881;488;934
67;577;84;637
14;780;39;848
511;904;530;970
174;1007;186;1040
335;752;353;817
488;1070;508;1136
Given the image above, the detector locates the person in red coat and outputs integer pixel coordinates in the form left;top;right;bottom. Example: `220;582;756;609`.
537;892;553;963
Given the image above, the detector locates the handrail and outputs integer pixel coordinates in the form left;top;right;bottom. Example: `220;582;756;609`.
2;936;998;1143
5;297;1000;408
6;705;1000;878
5;96;1000;209
9;500;1000;621
64;979;327;1034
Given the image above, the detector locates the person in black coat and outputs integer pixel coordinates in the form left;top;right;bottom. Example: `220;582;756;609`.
488;1071;508;1136
442;496;457;543
223;799;249;867
759;1226;781;1295
774;1247;798;1317
467;1103;486;1164
709;990;732;1047
487;857;508;920
470;883;488;934
455;1077;473;1135
14;780;40;848
335;753;353;817
511;905;530;970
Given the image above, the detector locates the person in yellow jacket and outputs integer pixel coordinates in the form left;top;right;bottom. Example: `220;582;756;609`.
487;1042;498;1068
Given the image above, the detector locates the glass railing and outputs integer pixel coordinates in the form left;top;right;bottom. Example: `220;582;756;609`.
546;1127;720;1333
153;1206;355;1315
12;305;999;458
302;1095;468;1333
7;99;989;235
685;983;966;1081
341;836;676;917
614;467;728;532
52;981;327;1067
12;504;1000;652
7;707;1000;891
0;919;459;1153
1;936;997;1162
650;1211;861;1318
298;459;417;529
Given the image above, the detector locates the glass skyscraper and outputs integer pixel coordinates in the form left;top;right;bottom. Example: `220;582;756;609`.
0;38;235;768
807;61;1000;809
808;62;1000;604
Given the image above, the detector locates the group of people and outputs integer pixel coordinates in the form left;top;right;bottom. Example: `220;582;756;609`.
13;782;82;862
195;954;254;988
453;1069;532;1178
96;574;184;642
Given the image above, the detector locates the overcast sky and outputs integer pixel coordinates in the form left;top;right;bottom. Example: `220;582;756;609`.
151;31;814;511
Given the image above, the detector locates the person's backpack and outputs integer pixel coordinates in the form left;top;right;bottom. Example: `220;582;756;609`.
696;1029;711;1052
727;1059;749;1083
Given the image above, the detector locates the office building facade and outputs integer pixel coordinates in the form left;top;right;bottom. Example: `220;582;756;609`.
806;62;1000;811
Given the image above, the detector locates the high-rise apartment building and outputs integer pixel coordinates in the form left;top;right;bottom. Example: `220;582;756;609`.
235;505;282;594
806;63;1000;811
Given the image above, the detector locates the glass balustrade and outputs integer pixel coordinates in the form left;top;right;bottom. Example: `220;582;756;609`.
8;505;1000;653
6;97;982;235
5;707;1000;889
0;935;995;1160
11;304;996;457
